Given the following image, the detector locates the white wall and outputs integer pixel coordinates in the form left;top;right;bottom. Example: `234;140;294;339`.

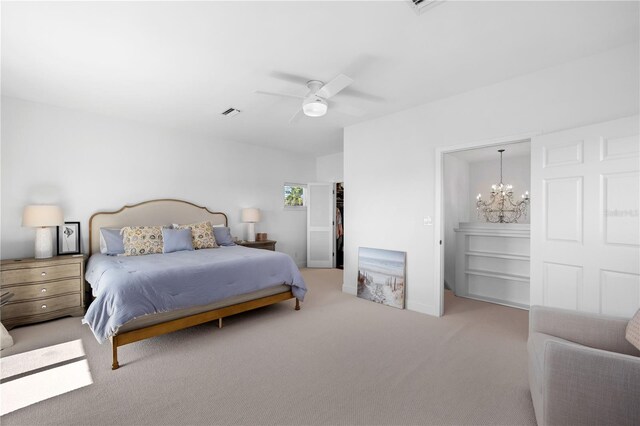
1;97;316;266
343;42;639;315
470;154;531;223
316;152;344;183
443;154;469;292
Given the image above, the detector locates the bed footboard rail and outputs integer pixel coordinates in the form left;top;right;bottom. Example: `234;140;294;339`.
110;290;298;370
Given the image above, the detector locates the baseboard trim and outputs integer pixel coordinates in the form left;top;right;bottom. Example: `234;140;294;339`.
342;283;356;295
406;300;438;316
342;284;438;316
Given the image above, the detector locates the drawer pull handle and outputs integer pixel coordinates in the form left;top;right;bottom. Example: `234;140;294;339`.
41;272;46;276
41;304;47;309
41;288;47;293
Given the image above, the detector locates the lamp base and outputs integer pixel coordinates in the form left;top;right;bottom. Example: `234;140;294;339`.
246;222;256;242
34;227;54;259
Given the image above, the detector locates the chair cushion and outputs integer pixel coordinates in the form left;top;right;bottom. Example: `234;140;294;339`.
626;309;640;352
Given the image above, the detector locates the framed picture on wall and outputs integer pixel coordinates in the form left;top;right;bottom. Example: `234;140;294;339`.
57;222;81;255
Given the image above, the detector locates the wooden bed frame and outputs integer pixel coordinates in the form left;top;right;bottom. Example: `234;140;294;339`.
88;199;300;370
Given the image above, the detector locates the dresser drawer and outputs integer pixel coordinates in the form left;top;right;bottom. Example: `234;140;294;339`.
1;263;80;286
3;279;81;302
2;293;82;320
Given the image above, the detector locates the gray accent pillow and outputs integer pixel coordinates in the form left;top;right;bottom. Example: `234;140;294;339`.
99;228;125;255
626;309;640;351
162;228;194;253
213;226;236;246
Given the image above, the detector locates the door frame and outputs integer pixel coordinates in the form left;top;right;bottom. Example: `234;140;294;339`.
433;131;540;316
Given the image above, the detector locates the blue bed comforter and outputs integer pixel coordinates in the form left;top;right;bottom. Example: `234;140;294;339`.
82;246;306;342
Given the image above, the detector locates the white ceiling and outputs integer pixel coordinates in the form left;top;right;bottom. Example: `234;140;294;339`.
2;1;638;157
448;141;531;163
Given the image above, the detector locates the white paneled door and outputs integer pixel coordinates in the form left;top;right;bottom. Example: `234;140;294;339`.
307;183;335;268
531;116;640;317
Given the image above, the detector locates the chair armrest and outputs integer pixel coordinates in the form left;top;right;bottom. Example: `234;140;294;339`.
544;340;640;425
529;305;639;356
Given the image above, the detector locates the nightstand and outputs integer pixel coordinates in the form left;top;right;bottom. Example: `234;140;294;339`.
237;240;276;251
0;255;86;330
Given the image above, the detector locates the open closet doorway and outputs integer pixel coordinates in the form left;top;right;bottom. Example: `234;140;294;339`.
336;183;344;269
440;139;532;315
306;182;344;269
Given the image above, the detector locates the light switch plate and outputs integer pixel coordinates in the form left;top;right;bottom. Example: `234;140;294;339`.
424;216;433;226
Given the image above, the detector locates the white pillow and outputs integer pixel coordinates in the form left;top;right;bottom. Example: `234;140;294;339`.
99;233;107;254
99;227;126;255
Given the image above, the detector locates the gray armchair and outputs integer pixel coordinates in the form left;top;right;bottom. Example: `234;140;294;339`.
528;305;640;426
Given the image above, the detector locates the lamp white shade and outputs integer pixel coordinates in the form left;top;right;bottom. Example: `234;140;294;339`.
241;208;261;223
22;205;63;259
241;208;260;242
22;205;64;227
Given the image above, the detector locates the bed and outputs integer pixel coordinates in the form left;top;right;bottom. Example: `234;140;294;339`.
83;199;306;370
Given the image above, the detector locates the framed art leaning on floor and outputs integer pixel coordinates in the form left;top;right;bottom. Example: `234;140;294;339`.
357;247;406;309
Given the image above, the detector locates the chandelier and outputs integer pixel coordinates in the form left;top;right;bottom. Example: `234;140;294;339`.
476;149;530;223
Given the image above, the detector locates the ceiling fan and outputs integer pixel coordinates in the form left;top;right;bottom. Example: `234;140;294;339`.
255;73;366;123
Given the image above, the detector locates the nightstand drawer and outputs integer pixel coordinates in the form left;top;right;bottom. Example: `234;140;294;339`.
2;293;82;319
3;279;81;301
1;263;80;285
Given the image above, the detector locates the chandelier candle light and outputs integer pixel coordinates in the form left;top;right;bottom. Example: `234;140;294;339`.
476;149;530;223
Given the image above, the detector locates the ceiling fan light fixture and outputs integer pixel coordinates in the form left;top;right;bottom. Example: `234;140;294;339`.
302;96;328;117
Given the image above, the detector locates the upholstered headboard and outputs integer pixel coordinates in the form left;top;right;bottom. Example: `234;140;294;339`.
89;199;228;255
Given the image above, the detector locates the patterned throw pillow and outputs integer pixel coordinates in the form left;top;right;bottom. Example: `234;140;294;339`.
174;221;218;249
626;309;640;351
121;226;164;256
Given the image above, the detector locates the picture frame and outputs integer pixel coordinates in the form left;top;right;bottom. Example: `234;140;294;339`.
357;247;406;309
57;222;81;255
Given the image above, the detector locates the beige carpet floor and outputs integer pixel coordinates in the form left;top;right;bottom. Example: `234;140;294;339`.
1;269;535;425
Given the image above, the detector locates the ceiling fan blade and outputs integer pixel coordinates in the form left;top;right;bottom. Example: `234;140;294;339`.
317;74;354;99
338;88;385;103
289;109;304;124
255;90;304;100
269;71;310;86
331;101;365;117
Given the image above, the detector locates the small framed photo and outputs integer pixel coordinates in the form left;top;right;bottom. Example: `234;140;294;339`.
57;222;81;255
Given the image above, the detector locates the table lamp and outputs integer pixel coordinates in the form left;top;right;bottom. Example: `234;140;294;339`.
241;208;261;242
22;205;64;259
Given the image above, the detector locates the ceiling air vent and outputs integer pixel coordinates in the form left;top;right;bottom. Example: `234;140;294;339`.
221;107;241;117
407;0;444;15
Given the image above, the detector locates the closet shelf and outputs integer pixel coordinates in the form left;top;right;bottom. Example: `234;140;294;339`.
461;294;529;310
465;269;530;282
455;222;531;309
465;251;529;261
